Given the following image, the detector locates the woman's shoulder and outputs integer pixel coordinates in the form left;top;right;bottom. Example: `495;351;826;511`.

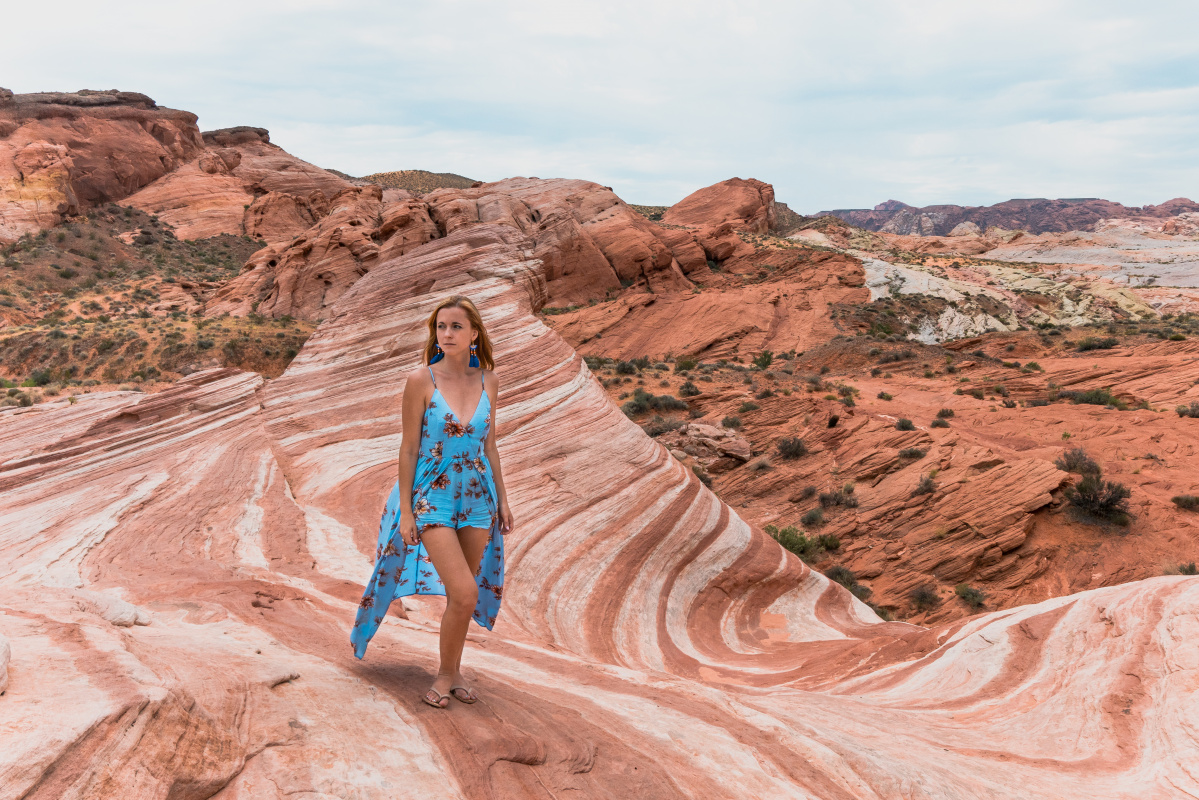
405;365;434;390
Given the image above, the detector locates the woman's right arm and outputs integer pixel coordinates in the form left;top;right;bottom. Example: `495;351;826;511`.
396;367;430;546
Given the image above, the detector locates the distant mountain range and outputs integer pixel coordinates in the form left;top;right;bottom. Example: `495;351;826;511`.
818;197;1199;236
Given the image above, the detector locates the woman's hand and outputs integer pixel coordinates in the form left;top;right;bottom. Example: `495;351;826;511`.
498;502;514;535
399;512;420;547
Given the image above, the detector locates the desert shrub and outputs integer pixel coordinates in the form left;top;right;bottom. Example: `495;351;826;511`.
968;387;985;400
1027;398;1049;407
678;381;700;397
766;524;832;562
825;565;855;587
910;584;941;611
1172;495;1199;511
912;474;936;496
748;457;772;472
691;464;712;487
1077;336;1118;351
776;437;808;460
827;414;839;428
756;388;775;399
819;487;858;509
1066;475;1132;524
801;508;825;527
796;485;817;500
721;415;742;429
1178;562;1198;575
644;415;684;437
621;387;688;416
1176;402;1199;418
840;396;855;407
896;418;915;431
1058;387;1126;409
1002;399;1017;408
615;361;638;375
674;358;698;372
930;418;950;428
1169;333;1187;341
898;447;926;460
877;391;892;400
871;368;882;377
878;349;915;364
1025;361;1043;371
752;351;773;369
817;534;840;551
1056;447;1100;475
955;583;986;609
936;408;955;418
739;401;760;413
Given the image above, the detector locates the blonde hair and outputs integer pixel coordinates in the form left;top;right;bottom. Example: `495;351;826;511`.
422;295;495;370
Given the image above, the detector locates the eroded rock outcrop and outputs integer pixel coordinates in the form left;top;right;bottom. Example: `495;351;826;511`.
125;126;351;242
0;89;204;242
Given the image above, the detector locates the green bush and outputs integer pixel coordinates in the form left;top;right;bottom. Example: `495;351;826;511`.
910;584;940;611
912;474;936;496
776;437;808;460
678;380;700;397
955;583;986;609
930;418;949;428
766;524;828;562
801;508;824;527
1066;475;1131;524
877;391;892;400
674;358;698;372
1056;447;1100;475
753;351;773;369
898;447;926;460
739;401;760;413
1077;336;1118;351
936;408;955;418
819;487;858;509
621;387;688;417
1059;388;1126;409
644;415;683;437
1178;562;1198;575
691;464;712;487
896;418;915;431
1172;495;1199;511
1176;402;1199;418
721;415;742;429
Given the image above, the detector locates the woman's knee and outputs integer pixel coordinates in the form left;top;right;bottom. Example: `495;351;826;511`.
446;582;479;613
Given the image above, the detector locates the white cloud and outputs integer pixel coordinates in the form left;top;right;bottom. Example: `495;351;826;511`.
1;0;1197;210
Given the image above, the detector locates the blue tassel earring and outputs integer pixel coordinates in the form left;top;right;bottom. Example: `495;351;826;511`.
469;343;480;368
429;344;444;364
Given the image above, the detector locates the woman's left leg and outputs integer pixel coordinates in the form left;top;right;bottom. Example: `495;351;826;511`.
449;526;490;685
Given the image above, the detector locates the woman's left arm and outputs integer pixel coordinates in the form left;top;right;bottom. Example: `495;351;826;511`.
483;370;513;534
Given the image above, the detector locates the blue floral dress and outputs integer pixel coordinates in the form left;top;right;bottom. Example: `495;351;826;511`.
350;366;503;659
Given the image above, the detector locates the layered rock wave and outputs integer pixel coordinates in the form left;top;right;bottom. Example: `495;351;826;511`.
2;170;1197;797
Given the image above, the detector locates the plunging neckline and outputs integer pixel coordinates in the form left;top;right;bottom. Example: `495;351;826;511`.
434;385;486;426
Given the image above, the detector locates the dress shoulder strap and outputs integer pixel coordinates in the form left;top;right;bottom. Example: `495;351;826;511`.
427;365;436;387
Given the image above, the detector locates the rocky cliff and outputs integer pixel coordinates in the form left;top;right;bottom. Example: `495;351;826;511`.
823;196;1199;236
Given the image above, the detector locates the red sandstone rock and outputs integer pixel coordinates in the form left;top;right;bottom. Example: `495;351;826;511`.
662;177;778;233
0;89;204;242
125;130;350;241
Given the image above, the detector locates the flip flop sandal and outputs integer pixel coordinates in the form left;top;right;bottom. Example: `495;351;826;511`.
449;685;478;704
422;689;450;708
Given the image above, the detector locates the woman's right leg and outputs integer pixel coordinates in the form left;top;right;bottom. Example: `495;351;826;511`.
418;525;479;701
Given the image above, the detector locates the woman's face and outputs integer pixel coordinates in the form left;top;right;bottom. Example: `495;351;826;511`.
436;306;477;355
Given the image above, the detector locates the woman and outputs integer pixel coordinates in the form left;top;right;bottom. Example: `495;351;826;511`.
350;295;514;708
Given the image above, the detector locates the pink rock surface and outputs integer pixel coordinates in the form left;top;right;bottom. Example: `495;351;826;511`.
2;190;1197;798
125;131;351;242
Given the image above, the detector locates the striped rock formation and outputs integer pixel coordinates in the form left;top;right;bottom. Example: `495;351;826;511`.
1;182;1197;798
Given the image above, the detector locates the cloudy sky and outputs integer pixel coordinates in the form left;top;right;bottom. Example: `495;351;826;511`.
4;1;1197;211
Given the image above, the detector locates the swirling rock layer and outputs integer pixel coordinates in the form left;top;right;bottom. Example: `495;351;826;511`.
2;177;1196;798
